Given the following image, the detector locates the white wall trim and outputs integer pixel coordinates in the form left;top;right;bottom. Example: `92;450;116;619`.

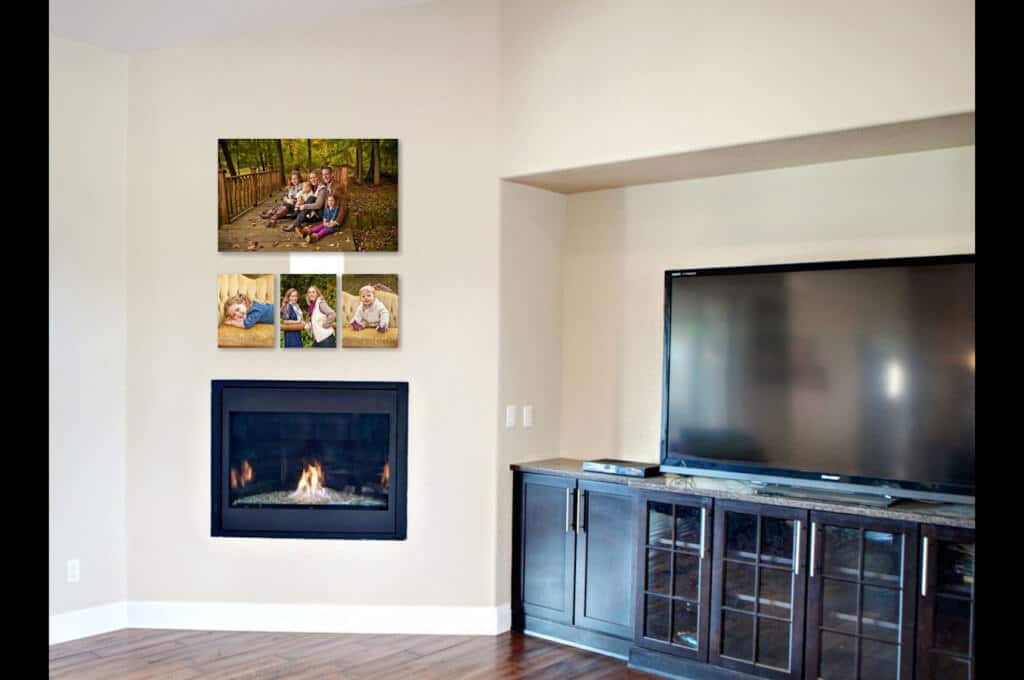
49;601;128;645
51;601;511;644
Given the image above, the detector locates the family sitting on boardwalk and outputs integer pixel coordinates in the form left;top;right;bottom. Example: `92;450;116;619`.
260;165;345;243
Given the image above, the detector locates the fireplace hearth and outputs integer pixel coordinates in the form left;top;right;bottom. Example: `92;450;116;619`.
211;380;407;539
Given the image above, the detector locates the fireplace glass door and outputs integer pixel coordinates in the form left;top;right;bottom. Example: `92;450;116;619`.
229;412;390;509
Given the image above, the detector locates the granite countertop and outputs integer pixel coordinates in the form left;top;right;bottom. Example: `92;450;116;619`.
511;458;975;530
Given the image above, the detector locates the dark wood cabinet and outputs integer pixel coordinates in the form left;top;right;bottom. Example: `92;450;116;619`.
915;525;975;680
511;462;975;680
633;490;714;662
515;472;576;625
804;511;919;680
709;499;808;680
575;480;638;639
512;472;637;656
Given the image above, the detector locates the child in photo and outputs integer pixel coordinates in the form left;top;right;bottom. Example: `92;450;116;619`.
351;285;390;333
296;181;314;207
223;293;274;329
302;194;343;243
280;287;304;348
290;180;322;236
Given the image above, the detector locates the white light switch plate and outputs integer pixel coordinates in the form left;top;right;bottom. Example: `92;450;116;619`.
522;405;533;428
505;405;516;428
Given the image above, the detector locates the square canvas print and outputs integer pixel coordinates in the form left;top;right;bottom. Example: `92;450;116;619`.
342;275;399;348
218;274;275;348
218;139;398;253
280;275;339;348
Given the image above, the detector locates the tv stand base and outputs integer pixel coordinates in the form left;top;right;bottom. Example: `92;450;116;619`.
751;483;898;508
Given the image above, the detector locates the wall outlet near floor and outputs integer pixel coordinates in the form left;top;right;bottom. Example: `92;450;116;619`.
67;559;80;583
505;405;517;428
522;405;533;428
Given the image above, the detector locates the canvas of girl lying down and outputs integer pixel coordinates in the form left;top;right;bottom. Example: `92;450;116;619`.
218;273;276;348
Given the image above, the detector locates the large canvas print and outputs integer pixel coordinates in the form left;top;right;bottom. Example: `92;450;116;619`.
217;139;398;252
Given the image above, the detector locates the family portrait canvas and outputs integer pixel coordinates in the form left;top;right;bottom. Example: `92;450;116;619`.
342;274;399;348
218;139;398;253
218;274;275;348
280;275;339;348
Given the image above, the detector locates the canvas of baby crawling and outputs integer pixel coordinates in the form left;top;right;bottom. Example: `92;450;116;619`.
217;139;398;253
341;274;399;348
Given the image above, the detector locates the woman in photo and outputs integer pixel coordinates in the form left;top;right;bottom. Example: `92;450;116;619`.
280;287;304;348
305;285;337;348
261;170;303;223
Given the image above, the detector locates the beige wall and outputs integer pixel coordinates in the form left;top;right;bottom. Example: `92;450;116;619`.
124;0;502;607
496;182;568;603
50;35;129;615
500;0;975;176
560;146;975;462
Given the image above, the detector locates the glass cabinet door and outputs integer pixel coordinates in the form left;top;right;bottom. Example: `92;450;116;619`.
636;492;713;661
805;512;918;680
916;525;975;680
710;500;807;680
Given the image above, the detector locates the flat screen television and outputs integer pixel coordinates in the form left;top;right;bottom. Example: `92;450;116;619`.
660;255;974;503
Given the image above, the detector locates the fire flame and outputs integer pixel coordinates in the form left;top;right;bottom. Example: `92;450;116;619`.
230;459;255;489
380;462;390;489
290;461;329;498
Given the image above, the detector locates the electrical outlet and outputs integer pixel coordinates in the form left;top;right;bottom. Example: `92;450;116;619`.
522;405;533;428
67;559;80;584
505;405;516;428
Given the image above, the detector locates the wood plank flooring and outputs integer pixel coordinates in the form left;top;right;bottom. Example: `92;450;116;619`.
49;629;659;679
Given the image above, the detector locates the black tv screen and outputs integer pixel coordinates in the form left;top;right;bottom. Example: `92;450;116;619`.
661;255;975;501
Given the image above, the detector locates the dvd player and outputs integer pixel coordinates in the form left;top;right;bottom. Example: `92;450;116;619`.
581;458;660;477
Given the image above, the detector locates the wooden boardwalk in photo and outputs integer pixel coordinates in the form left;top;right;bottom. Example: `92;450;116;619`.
218;192;357;253
48;628;659;679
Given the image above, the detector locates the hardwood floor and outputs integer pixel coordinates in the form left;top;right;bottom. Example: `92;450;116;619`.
49;629;660;679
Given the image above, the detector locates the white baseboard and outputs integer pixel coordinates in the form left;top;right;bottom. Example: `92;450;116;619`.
51;601;511;644
49;601;128;645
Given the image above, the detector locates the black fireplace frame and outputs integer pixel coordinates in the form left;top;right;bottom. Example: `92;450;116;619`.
211;379;408;540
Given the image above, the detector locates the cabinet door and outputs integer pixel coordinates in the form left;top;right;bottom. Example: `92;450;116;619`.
634;491;714;661
574;480;637;639
916;525;975;680
804;512;918;680
710;500;808;680
516;473;577;625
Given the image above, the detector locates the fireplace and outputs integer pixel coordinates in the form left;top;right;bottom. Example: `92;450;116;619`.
211;380;407;539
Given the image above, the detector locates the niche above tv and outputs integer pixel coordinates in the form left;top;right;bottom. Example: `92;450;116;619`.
504;113;974;195
660;254;974;504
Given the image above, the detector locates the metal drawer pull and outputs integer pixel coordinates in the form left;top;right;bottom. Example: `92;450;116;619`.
700;507;707;560
565;489;572;533
921;536;929;597
809;522;817;578
578;491;585;532
794;520;801;575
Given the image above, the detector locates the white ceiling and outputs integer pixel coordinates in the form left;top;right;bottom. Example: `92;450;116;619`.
49;0;432;53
